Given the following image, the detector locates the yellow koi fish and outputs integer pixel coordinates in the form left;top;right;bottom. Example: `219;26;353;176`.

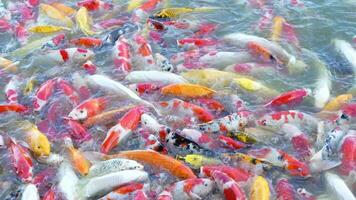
154;7;218;18
76;7;99;36
127;0;145;11
22;122;51;157
322;94;352;112
176;154;221;169
39;3;73;27
226;131;258;144
23;78;37;95
233;78;279;98
250;176;271;200
29;25;70;34
270;16;285;42
51;2;76;16
10;36;54;58
0;56;18;73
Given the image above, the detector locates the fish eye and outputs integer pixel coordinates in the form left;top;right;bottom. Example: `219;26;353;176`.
204;183;208;186
340;113;349;120
80;110;84;113
260;120;267;126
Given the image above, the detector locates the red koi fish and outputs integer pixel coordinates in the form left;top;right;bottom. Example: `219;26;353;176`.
212;170;247;200
0;104;28;114
177;38;218;49
200;165;250;183
66;119;93;143
70;37;102;48
281;124;312;161
77;0;113;12
338;134;356;176
8;138;33;182
68;97;107;120
265;88;310;107
81;60;97;75
57;79;80;105
129;83;160;95
276;178;296;200
195;98;224;113
101;106;147;154
113;37;132;73
132;34;156;70
218;135;248;150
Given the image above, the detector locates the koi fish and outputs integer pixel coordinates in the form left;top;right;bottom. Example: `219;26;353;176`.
249;148;310;177
100;183;144;200
200;165;250;183
222;152;273;170
76;7;99;36
101;106;146;154
321;94;353;112
212;170;247;200
82;170;148;198
226;131;258;144
39;3;73;27
338;134;356;176
265;88;310;107
157;191;173;200
177;38;218;49
0;56;19;73
179;128;220;150
33;78;56;111
0;103;28;113
83;105;135;127
161;83;216;99
194;98;224;113
51;2;76;16
65;138;91;176
270;16;285;42
43;48;94;65
5;76;20;103
324;172;356;200
281;124;312;161
129;83;160;95
250;176;270;200
126;71;188;85
198;112;249;133
158;99;214;123
102;23;138;46
29;25;70;34
218;135;248;150
10;35;54;58
21;184;40;200
132;34;157;70
127;0;145;11
334;39;356;69
176;154;221;169
106;150;197;180
170;178;214;200
8;138;33;182
58;162;79;199
68;97;107;120
57;79;81;105
113;36;132;73
70;37;103;48
66;119;93;143
155;53;174;72
223;33;307;74
199;51;255;70
22;122;51;157
88;158;144;178
233;77;280;98
77;0;113;12
154;7;218;19
257;110;318;132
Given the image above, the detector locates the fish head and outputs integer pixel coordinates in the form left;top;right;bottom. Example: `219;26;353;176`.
68;107;88;120
141;113;160;132
72;48;94;63
286;159;310;177
256;114;281;131
191;178;214;197
121;158;144;171
29;132;51;157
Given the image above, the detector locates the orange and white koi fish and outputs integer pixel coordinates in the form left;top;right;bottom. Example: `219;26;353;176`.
64;138;91;176
106;150;197;180
68;97;107;120
101;106;147;154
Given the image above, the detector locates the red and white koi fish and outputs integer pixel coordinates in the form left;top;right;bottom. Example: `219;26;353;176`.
68;97;107;120
8;138;33;182
139;130;168;154
212;170;247;200
132;190;148;200
281;124;312;161
132;34;157;70
218;135;248;150
179;128;219;150
132;0;163;22
81;60;97;75
265;88;310;107
113;36;132;73
95;18;127;30
77;0;113;12
42;33;66;49
158;99;214;123
44;48;94;64
338;134;356;176
194;23;218;37
200;165;250;183
276;178;295;200
101;106;147;154
224;62;275;75
194;98;224;113
57;79;80;105
129;82;160;95
100;183;144;200
335;103;356;125
170;178;214;200
33;78;56;111
254;8;273;32
198;112;250;133
5;76;20;103
249;147;310;177
149;31;168;48
257;110;318;132
72;72;91;100
177;38;218;49
0;19;12;32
